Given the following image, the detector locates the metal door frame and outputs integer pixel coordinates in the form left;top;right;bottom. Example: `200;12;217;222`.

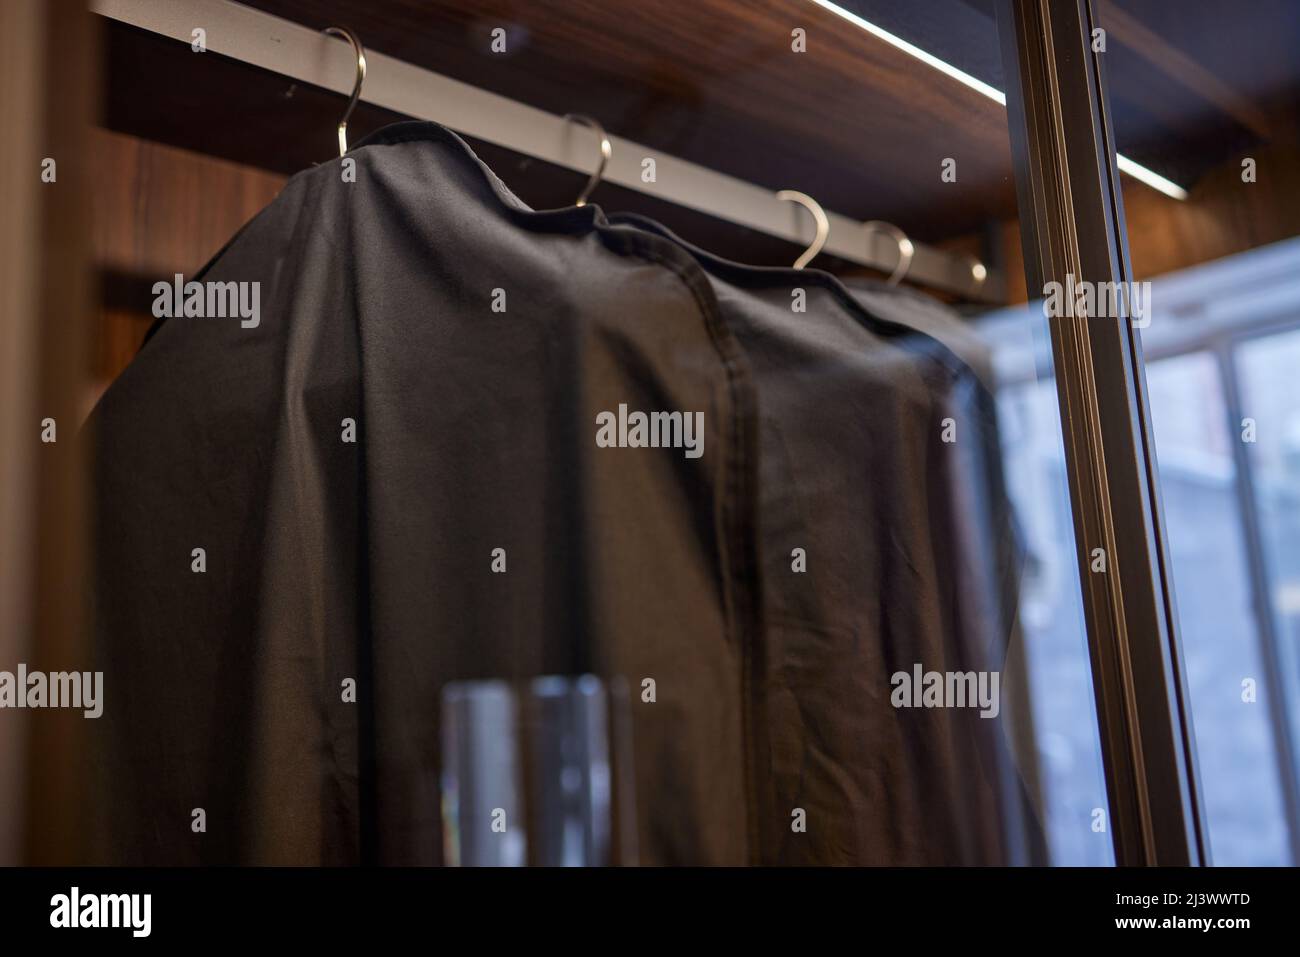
995;0;1208;865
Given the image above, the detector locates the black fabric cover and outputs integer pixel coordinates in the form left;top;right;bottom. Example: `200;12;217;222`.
87;121;1036;865
609;214;1043;863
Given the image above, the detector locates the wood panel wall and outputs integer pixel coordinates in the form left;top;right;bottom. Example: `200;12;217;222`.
936;140;1300;308
90;129;286;396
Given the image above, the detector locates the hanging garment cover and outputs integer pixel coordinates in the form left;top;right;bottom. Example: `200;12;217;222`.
88;121;764;865
87;120;1035;865
841;277;1045;864
608;214;1045;863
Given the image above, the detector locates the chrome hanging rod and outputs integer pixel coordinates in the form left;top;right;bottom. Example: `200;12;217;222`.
91;0;1003;302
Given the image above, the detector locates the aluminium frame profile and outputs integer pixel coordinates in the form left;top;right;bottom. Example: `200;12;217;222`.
91;0;1002;302
995;0;1207;864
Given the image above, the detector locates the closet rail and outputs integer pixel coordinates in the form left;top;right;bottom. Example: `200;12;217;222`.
92;0;1004;302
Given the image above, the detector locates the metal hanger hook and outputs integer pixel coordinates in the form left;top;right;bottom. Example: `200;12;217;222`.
777;190;829;270
862;220;914;285
562;114;612;208
324;26;367;157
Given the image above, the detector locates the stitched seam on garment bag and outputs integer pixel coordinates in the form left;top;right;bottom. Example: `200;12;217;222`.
601;227;768;867
335;123;767;864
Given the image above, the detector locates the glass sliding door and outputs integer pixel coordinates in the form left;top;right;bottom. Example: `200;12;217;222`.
1094;0;1300;865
